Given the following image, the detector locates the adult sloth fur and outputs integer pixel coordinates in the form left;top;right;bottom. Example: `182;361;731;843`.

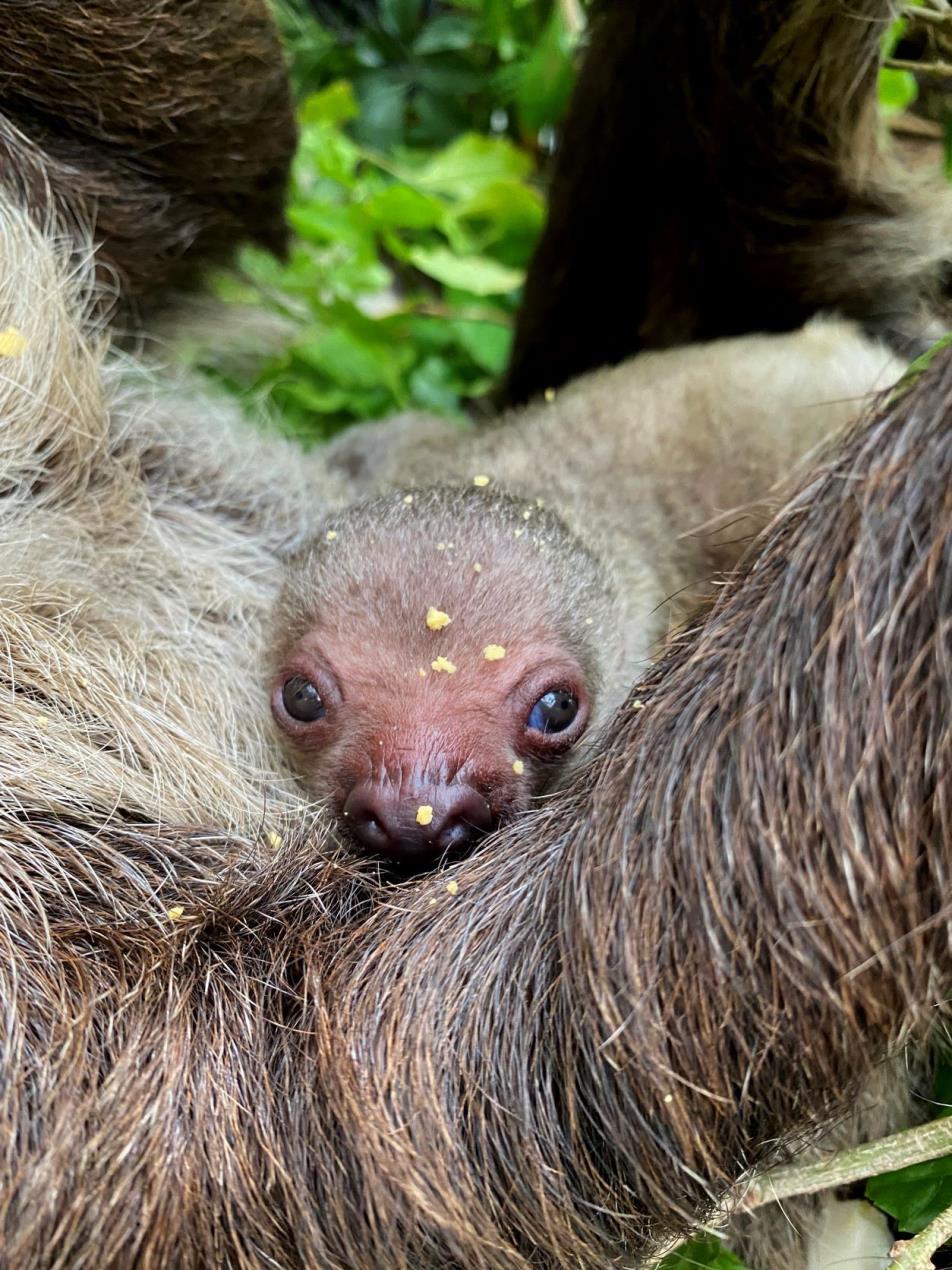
0;190;949;1266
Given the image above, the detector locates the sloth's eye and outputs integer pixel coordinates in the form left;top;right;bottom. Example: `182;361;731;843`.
282;675;326;722
527;690;579;734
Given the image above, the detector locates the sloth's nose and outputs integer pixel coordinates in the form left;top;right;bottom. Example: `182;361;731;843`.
341;781;494;861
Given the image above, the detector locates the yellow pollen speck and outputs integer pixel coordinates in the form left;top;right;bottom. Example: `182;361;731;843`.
663;1093;674;1105
473;474;490;487
473;562;482;573
431;656;457;674
436;541;446;551
0;327;28;357
522;509;532;520
34;716;47;728
418;667;427;677
632;699;646;711
446;880;459;895
544;387;556;403
325;530;337;542
167;905;185;922
512;759;525;775
584;617;594;625
483;644;506;661
403;493;414;504
426;606;452;631
266;830;283;850
416;804;433;826
514;528;525;538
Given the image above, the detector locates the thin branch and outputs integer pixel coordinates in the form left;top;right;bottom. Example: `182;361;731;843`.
890;1201;952;1268
903;4;952;26
885;56;952;77
739;1116;952;1211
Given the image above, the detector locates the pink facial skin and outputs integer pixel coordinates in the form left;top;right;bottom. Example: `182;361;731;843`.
271;630;590;864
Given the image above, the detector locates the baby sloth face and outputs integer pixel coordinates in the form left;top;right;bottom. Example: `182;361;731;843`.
271;486;612;866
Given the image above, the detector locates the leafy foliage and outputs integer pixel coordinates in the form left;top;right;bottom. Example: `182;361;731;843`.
199;0;577;441
276;0;578;149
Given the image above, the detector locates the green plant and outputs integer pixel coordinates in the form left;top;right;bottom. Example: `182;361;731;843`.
206;73;550;441
188;1;584;441
276;0;579;150
204;75;552;439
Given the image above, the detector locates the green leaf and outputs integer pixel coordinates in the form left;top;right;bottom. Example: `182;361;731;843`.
901;332;952;385
378;0;424;42
415;63;486;95
882;17;907;60
450;318;511;374
454;178;546;262
405;314;460;353
866;1061;952;1234
878;67;917;115
407;245;524;294
273;378;352;415
458;179;545;233
408;356;463;414
866;1154;952;1234
294;329;398;391
299;81;360;126
514;6;577;132
366;185;447;231
354;70;410;150
409;89;474;148
287;203;363;246
408;133;532;200
413;14;476;55
296;120;362;187
658;1236;750;1269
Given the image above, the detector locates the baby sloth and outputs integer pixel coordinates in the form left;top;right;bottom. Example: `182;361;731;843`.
272;487;617;864
274;320;904;864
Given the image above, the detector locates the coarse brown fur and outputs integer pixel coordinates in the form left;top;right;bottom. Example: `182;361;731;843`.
0;196;373;1266
506;0;952;403
0;0;296;310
